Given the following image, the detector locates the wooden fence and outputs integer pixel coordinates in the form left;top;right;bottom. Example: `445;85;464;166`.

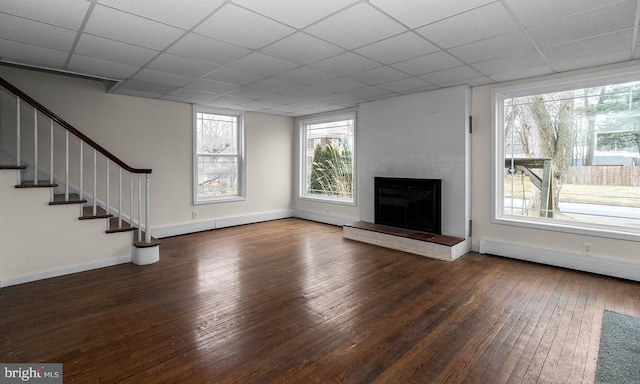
564;165;640;186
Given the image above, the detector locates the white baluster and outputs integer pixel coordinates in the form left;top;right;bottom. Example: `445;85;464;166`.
93;149;97;216
106;159;110;230
65;130;69;201
138;174;142;242
130;172;133;231
16;97;21;184
145;173;151;243
33;109;38;185
79;141;84;206
49;119;53;185
118;167;122;229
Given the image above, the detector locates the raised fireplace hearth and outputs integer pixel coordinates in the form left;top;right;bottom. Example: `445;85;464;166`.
342;221;466;262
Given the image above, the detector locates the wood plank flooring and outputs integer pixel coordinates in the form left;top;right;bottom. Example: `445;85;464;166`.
1;218;639;383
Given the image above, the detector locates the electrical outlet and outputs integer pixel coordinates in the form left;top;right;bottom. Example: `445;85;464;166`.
192;211;198;220
583;243;593;255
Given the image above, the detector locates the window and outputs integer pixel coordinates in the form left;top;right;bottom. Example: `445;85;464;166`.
193;107;244;204
300;113;355;204
493;67;640;240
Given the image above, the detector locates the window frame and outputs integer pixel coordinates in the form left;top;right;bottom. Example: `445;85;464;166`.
299;112;356;205
193;106;246;205
491;65;640;242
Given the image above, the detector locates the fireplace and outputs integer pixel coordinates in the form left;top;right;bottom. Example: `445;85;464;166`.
374;177;441;234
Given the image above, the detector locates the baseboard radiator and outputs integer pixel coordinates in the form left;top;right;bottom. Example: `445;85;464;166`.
479;239;640;282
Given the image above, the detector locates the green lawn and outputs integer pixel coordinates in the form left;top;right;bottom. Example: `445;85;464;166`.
504;177;640;207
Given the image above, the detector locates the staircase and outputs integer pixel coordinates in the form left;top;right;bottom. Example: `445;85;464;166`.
0;77;160;284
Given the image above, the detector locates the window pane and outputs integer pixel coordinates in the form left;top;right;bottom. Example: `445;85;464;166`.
501;80;640;230
303;117;355;201
197;155;238;199
196;113;238;155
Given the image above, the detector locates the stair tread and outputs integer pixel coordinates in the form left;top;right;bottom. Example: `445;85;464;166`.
0;165;27;170
80;206;113;220
50;194;87;205
106;217;137;233
16;181;58;188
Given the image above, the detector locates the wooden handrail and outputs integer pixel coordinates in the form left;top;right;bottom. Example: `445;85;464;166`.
0;77;151;174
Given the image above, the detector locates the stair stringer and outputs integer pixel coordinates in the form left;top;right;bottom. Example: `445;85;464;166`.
0;170;133;288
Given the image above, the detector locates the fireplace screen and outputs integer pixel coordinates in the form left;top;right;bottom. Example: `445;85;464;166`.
374;177;441;234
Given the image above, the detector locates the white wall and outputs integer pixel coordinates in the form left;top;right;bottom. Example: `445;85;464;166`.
471;60;640;272
0;66;294;285
0;66;294;239
0;170;132;287
358;86;472;240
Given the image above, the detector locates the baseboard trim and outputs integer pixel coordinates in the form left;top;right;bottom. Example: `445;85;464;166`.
478;239;640;282
153;210;294;238
0;255;131;289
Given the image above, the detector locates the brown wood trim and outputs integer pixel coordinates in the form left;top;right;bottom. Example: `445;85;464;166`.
106;217;137;233
49;194;87;205
133;238;162;248
0;77;151;174
0;165;27;170
344;221;465;246
79;206;113;220
16;181;58;188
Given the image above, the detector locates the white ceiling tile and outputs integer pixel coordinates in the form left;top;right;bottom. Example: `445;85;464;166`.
228;52;299;77
472;50;549;76
447;32;534;64
260;33;344;66
343;86;397;100
248;78;301;93
274;67;336;85
147;53;220;78
168;33;251;66
0;13;78;51
204;66;266;86
84;5;184;50
309;52;381;77
97;0;224;29
314;78;366;92
115;79;177;95
354;32;439;65
0;39;68;69
370;0;495;28
183;79;238;94
488;65;554;83
304;3;407;50
113;88;162;99
376;77;432;93
438;76;493;88
349;66;409;85
166;88;217;100
542;30;634;67
225;87;278;100
1;0;91;30
505;0;623;27
551;50;632;73
68;54;139;79
132;68;192;87
527;1;636;49
418;65;483;86
231;0;359;29
416;2;520;49
284;86;334;99
194;4;295;50
75;34;158;66
392;51;463;76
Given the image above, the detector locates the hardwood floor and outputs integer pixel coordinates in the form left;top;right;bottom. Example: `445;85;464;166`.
1;218;639;383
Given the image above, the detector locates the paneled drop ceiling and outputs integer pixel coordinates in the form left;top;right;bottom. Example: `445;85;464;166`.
1;0;639;117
